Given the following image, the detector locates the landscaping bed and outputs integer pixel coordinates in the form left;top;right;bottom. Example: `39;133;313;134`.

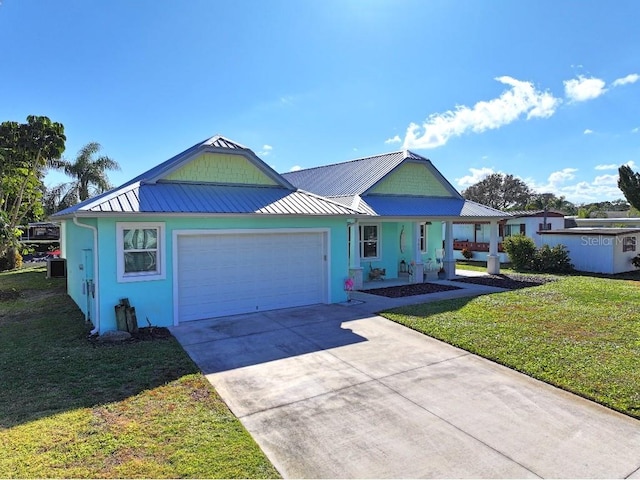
453;273;557;289
363;282;461;298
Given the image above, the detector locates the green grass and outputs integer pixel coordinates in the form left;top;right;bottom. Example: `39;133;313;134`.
383;274;640;419
0;265;279;479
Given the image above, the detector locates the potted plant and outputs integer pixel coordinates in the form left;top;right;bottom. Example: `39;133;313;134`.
437;266;446;279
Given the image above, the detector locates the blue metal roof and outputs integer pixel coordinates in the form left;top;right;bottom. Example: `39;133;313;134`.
54;183;360;216
282;150;461;198
354;196;508;218
52;135;506;220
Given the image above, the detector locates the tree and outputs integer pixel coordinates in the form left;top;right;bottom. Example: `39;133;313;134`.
462;173;532;210
527;193;576;215
618;165;640;211
61;142;120;203
0;116;66;259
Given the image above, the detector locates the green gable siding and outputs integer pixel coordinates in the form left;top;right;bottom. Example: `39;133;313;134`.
369;163;452;196
165;152;279;185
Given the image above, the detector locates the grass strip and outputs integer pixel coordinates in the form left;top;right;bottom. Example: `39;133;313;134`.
0;265;279;478
383;275;640;419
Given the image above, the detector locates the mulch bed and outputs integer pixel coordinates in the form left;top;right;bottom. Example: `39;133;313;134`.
131;326;173;341
0;288;21;302
362;282;461;298
451;273;557;290
362;273;556;298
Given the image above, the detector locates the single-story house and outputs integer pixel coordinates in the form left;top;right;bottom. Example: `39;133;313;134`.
539;228;640;274
451;210;565;262
52;136;506;334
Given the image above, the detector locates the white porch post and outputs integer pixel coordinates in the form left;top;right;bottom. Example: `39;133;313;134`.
487;220;501;274
348;222;363;289
411;221;424;283
443;220;455;278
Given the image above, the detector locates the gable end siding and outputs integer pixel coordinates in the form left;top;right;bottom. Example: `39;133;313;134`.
164;152;279;186
369;163;452;197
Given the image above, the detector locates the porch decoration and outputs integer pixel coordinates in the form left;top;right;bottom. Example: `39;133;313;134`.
399;259;407;274
368;263;386;281
344;277;354;302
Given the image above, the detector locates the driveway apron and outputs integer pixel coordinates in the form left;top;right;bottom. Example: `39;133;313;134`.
171;302;640;479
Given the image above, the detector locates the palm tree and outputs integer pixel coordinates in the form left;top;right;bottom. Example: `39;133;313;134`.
63;142;120;202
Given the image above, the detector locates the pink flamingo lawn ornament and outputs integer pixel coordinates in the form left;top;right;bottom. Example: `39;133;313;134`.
344;277;354;302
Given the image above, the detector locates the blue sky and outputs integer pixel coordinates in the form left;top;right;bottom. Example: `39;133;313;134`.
1;0;638;204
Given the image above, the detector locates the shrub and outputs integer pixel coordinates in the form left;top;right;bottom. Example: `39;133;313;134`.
461;247;473;259
632;255;640;269
503;235;536;271
532;244;573;273
0;248;23;272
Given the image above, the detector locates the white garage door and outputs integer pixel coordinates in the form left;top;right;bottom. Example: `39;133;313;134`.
177;231;327;322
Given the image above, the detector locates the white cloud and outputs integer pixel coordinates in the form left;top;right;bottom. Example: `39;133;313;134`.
385;135;401;144
632;127;639;133
289;165;301;172
595;163;618;170
403;76;560;149
258;144;273;156
564;75;607;102
593;174;618;185
455;167;496;188
583;129;594;135
547;168;578;185
627;160;637;169
612;73;639;87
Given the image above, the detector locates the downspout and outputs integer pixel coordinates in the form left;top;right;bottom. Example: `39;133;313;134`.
73;216;100;335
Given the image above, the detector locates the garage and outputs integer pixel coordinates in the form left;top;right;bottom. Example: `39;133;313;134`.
176;230;328;322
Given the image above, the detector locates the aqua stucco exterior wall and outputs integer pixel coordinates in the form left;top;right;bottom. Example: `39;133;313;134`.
63;218;96;321
360;221;444;278
165;152;279;185
62;215;350;333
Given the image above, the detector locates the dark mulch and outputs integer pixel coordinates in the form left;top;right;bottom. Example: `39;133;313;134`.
0;288;20;302
361;273;556;298
453;273;557;289
131;326;173;341
362;282;461;298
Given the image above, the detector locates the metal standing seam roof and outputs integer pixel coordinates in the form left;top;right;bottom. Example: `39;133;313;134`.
358;196;508;218
282;151;409;197
52;135;506;219
52;135;360;217
58;182;361;216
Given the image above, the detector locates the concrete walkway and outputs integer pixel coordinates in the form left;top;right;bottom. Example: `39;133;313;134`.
170;276;640;479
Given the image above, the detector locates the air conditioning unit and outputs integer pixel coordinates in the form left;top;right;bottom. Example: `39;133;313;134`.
47;258;67;278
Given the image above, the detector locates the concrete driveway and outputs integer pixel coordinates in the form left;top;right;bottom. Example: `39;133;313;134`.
171;298;640;478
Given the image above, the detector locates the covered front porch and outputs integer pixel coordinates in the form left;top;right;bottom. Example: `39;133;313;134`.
347;218;502;290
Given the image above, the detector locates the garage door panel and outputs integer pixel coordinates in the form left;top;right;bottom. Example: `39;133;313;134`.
177;232;327;322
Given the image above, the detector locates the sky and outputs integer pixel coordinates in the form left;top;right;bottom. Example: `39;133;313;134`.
1;0;639;205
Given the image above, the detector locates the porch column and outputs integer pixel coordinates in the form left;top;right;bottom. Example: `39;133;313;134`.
487;220;501;274
348;221;363;289
411;221;424;283
443;220;455;279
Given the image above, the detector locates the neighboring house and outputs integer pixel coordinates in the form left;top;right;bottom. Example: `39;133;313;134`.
52;136;505;334
539;228;640;274
19;222;61;242
568;216;640;228
452;210;565;262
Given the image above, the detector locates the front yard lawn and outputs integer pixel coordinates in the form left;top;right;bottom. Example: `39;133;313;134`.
0;266;279;478
383;274;640;419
